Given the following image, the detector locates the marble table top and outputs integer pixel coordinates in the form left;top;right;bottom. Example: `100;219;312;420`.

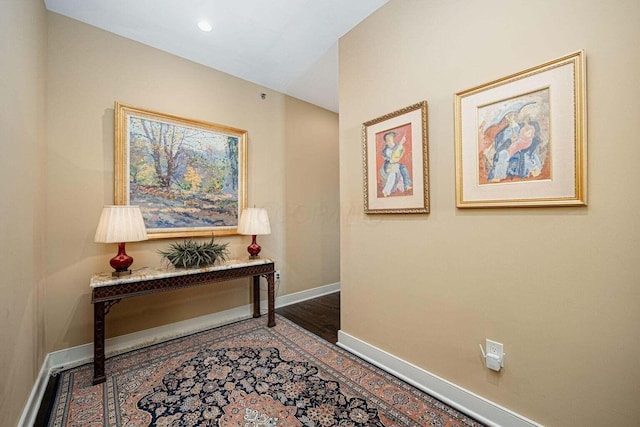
90;258;274;288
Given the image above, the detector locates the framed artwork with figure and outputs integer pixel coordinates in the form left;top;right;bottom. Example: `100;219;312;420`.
363;101;429;214
114;102;247;239
454;50;587;208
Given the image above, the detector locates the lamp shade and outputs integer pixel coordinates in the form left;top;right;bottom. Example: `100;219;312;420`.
94;205;148;243
237;208;271;235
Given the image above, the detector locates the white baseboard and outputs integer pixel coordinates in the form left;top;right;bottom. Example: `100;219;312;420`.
337;330;543;427
17;353;54;427
18;282;340;427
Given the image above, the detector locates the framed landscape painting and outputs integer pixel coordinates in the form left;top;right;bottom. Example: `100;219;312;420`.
363;101;429;214
454;50;587;208
114;102;247;239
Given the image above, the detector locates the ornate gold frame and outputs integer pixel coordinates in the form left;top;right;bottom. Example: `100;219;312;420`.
114;102;248;239
363;101;429;214
454;50;587;208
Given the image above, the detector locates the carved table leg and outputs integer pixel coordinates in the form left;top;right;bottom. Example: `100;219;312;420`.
252;275;260;318
92;301;106;385
267;272;275;327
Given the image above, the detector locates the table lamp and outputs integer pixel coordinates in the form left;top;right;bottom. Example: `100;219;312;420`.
237;208;271;259
94;205;148;276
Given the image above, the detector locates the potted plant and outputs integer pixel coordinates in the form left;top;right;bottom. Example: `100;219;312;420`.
159;236;229;269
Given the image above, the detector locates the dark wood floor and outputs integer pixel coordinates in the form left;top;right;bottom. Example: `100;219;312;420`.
276;291;340;343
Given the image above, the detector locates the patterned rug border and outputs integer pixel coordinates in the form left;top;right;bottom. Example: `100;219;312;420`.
49;315;485;427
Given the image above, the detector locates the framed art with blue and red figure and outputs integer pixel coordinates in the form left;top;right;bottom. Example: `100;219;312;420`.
363;101;429;214
454;50;587;208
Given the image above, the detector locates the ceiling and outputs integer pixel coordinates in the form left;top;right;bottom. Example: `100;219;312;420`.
44;0;389;112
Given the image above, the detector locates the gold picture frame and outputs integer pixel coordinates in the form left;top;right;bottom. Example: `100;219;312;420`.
115;102;248;239
363;101;429;214
454;50;587;208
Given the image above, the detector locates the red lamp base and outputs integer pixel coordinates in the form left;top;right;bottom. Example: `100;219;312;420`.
247;235;262;259
110;242;133;277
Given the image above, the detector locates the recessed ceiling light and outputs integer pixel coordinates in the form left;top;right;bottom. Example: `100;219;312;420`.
198;20;212;32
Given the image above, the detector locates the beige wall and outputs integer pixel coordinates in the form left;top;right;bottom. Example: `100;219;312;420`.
45;13;339;351
339;1;640;426
0;0;47;425
284;97;340;293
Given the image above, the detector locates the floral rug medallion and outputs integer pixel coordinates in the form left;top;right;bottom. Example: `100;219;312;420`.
219;393;300;427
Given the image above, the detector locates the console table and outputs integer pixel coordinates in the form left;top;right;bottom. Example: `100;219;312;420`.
90;258;275;385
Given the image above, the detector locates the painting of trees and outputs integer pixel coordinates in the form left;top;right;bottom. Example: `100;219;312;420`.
116;103;247;237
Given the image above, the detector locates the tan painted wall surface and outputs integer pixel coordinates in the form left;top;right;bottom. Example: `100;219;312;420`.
339;1;640;426
0;0;46;425
284;97;340;293
45;13;338;352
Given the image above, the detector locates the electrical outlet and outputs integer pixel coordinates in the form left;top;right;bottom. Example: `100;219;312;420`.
480;339;505;371
275;270;281;281
485;339;505;371
486;339;503;358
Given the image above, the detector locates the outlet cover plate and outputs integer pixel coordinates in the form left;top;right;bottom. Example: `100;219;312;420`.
486;339;504;358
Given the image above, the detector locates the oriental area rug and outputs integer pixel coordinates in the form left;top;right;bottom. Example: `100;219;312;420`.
48;315;484;427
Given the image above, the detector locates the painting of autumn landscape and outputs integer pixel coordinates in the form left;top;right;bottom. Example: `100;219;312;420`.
127;114;244;233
